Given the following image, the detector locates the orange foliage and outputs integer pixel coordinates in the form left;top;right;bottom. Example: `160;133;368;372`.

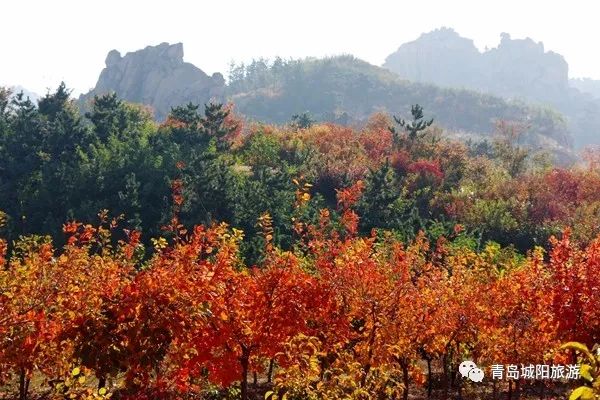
1;202;599;398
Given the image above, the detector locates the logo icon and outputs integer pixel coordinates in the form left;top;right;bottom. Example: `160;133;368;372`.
459;360;484;382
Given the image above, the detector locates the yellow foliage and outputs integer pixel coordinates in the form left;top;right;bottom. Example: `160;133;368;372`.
268;335;404;400
562;342;600;400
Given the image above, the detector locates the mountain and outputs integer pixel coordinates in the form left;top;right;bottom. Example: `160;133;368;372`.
382;28;483;91
383;28;600;147
7;85;40;103
80;43;575;162
384;29;569;103
570;78;600;99
79;42;226;120
227;56;572;161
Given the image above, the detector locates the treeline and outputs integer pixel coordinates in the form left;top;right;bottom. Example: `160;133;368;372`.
1;84;600;261
0;174;599;400
226;56;572;158
1;84;297;262
1;84;600;399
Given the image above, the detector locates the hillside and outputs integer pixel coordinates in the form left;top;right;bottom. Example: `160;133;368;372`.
383;28;600;147
2;81;600;400
77;43;575;161
227;56;573;160
570;77;600;99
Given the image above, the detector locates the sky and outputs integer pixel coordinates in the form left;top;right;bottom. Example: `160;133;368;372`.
3;0;600;96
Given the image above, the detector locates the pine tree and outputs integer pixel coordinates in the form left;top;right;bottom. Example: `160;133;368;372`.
200;103;237;151
86;92;128;140
391;104;434;142
169;102;201;126
291;112;315;130
359;160;401;230
38;82;70;117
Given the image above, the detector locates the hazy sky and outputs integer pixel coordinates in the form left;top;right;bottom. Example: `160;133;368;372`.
3;0;599;96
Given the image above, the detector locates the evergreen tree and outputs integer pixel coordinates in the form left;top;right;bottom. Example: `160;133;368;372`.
358;161;401;230
291;112;315;129
86;92;128;140
170;102;202;126
200;103;237;151
391;104;434;142
0;84;92;238
38;82;70;117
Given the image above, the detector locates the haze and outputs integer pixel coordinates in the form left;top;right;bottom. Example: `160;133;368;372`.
3;0;599;95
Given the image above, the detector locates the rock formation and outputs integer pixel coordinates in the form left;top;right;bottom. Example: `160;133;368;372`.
383;27;481;89
80;42;225;120
479;33;569;103
383;28;600;147
384;28;569;104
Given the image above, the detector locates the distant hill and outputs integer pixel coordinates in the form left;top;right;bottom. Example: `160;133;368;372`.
7;85;40;103
383;28;569;103
383;28;600;147
570;78;600;99
78;43;575;162
227;56;573;161
79;42;226;120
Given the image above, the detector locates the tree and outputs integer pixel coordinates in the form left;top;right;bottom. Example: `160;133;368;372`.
392;104;434;142
493;120;530;177
0;84;93;241
359;161;401;230
357;160;423;237
169;102;202;126
204;253;317;400
291;112;315;130
86;92;130;140
200;103;238;151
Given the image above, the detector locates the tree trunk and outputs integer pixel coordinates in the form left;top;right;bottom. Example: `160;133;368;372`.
18;368;29;400
508;380;513;400
515;380;521;400
240;347;250;400
267;358;275;383
253;371;258;387
427;357;433;399
361;321;378;387
442;353;449;398
401;360;410;400
98;376;106;390
447;347;455;393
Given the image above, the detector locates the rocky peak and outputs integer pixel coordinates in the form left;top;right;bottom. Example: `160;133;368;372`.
384;29;569;103
383;28;599;147
105;49;122;67
481;33;568;99
80;42;225;120
383;27;481;88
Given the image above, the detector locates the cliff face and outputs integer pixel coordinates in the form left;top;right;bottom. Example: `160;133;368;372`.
384;29;569;104
383;28;599;147
383;28;482;90
479;33;569;103
80;43;225;120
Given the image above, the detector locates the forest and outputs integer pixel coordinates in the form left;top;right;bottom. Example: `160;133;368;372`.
225;56;572;159
1;84;600;399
